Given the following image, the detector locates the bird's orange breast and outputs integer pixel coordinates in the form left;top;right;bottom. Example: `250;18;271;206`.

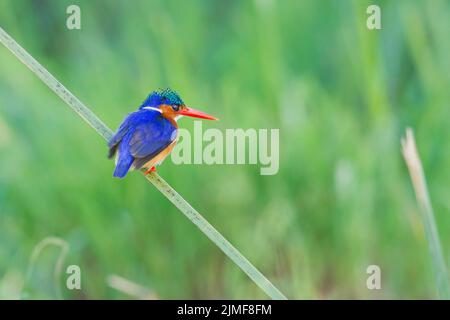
141;139;178;169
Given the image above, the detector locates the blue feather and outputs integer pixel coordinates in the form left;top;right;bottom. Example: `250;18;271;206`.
113;153;134;178
113;132;134;178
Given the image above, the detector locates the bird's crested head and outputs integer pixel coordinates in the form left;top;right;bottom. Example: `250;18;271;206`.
140;88;184;109
139;88;218;121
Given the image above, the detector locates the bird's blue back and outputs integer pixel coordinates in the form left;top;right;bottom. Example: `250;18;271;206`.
109;109;177;178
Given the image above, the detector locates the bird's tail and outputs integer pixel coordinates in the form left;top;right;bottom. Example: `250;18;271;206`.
113;152;134;178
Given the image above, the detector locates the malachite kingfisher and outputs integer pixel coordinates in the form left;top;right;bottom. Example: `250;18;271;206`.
108;88;217;178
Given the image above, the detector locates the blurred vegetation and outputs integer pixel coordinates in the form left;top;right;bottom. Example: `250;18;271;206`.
0;0;450;299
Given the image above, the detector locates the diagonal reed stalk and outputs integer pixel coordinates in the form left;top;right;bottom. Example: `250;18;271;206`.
401;128;449;299
0;26;287;300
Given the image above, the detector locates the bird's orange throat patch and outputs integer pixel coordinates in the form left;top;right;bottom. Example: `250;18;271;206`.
160;104;178;127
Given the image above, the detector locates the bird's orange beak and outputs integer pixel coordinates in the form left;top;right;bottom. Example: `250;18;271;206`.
178;107;218;120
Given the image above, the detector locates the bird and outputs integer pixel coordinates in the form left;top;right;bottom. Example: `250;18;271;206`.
108;88;217;178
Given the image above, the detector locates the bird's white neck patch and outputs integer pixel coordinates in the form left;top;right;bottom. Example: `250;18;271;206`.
142;106;162;113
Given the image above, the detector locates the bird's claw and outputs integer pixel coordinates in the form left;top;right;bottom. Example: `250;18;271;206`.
144;166;156;175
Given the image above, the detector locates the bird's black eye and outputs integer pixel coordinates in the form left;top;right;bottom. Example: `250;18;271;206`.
172;105;180;111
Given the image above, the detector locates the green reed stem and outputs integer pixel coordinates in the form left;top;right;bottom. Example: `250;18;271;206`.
0;26;287;300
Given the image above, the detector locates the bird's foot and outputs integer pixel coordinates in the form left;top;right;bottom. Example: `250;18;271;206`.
144;166;156;175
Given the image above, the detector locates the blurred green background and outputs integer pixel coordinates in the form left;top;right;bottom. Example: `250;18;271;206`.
0;0;450;299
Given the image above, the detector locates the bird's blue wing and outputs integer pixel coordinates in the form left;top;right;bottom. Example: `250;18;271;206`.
108;112;136;159
128;116;177;169
129;124;175;157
